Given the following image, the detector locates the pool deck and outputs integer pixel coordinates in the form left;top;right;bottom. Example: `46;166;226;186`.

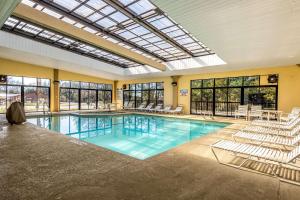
1;113;300;200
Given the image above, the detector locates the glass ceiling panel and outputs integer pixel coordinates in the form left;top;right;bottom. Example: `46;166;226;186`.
53;0;80;11
74;5;95;17
96;17;116;28
127;0;155;15
88;12;103;22
110;11;129;23
19;0;216;62
2;17;142;68
86;0;107;10
100;5;116;15
119;0;135;6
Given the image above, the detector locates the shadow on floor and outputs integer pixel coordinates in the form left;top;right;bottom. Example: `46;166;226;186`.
227;156;300;184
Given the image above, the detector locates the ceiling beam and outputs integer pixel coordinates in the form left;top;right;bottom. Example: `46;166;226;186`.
12;3;166;71
0;0;21;28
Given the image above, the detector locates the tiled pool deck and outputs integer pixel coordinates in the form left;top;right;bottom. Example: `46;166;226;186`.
1;112;300;200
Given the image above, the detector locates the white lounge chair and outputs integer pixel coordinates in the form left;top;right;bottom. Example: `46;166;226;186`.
280;107;300;122
251;116;300;129
157;106;172;113
122;101;128;109
148;104;163;112
243;124;300;137
135;102;147;111
233;130;300;148
234;105;249;120
248;105;263;120
140;103;154;112
168;106;183;114
124;101;135;110
211;140;300;173
98;102;106;110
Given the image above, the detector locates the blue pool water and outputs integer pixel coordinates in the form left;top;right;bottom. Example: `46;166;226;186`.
28;114;229;160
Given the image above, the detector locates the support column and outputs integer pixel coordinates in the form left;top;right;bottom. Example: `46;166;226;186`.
0;0;21;27
171;76;180;108
113;80;118;103
53;69;60;112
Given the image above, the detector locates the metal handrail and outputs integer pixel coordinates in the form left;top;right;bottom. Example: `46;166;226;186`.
42;101;50;116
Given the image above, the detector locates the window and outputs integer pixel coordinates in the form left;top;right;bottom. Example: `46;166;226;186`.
7;86;21;109
0;76;50;113
70;89;79;110
60;88;70;110
59;80;112;111
243;76;260;86
191;75;278;116
0;85;6;113
81;90;97;110
123;82;164;107
24;87;38;111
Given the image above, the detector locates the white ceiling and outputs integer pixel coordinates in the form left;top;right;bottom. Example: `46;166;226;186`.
153;0;300;69
1;0;300;80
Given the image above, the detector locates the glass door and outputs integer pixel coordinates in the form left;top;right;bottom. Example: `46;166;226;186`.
7;85;21;108
215;88;228;116
24;86;38;112
228;88;242;116
0;85;6;113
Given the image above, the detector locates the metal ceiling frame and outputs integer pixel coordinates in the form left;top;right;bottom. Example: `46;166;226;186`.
2;16;144;68
29;0;214;61
31;0;168;62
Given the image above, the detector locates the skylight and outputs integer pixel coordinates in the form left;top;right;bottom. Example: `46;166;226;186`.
2;17;142;68
19;0;215;63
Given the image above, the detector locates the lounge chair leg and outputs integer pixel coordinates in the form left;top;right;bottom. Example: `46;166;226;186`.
238;156;250;169
211;147;221;163
232;135;236;142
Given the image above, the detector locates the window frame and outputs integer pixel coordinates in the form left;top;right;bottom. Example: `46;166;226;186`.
0;75;51;113
59;80;112;111
190;75;278;116
123;82;164;108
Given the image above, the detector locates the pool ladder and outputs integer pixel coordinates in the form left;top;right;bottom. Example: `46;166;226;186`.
42;102;51;116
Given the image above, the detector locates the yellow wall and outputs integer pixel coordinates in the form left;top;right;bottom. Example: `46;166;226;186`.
118;65;300;114
0;58;114;112
58;70;113;84
1;57;299;115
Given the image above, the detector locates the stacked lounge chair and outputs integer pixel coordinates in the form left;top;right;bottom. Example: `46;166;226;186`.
157;105;172;113
135;102;147;111
233;130;300;148
167;106;183;114
211;107;300;184
124;101;135;110
148;104;163;112
211;140;300;172
248;105;263;120
234;105;249;119
138;103;153;112
251;116;300;129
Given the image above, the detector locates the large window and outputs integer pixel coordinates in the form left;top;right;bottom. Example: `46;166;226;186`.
0;76;50;113
123;82;164;107
191;75;278;116
60;81;112;111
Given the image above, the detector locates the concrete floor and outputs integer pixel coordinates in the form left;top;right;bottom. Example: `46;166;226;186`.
1;115;300;200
